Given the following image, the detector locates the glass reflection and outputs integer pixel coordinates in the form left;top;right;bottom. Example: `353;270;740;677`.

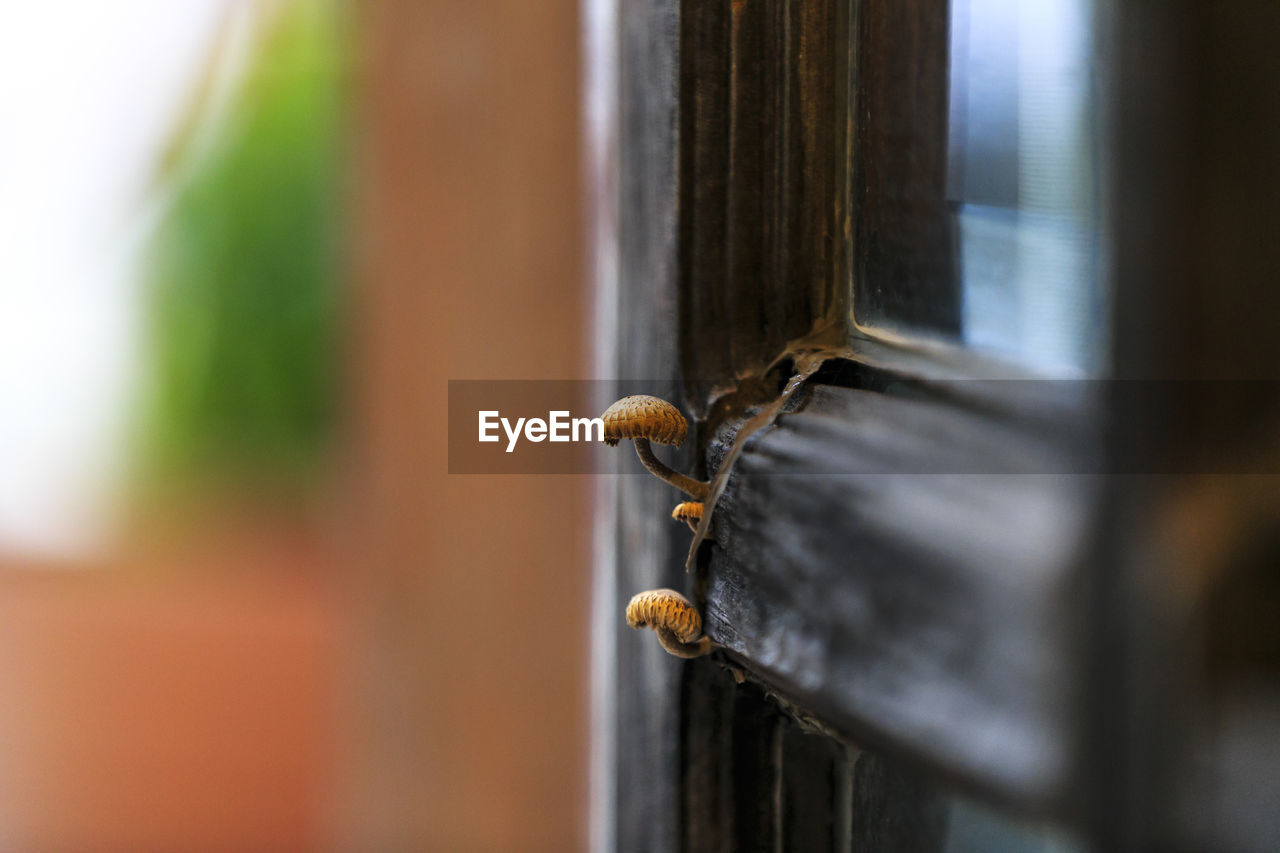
853;0;1103;375
946;0;1100;373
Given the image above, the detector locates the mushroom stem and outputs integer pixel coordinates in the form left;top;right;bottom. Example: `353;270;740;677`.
633;438;710;499
654;629;714;659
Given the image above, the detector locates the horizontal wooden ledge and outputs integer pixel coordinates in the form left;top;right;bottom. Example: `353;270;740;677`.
698;381;1102;816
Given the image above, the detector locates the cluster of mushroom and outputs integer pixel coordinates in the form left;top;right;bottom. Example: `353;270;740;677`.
602;395;714;659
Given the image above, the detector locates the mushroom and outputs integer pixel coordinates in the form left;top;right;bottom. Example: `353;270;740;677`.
625;588;713;659
601;395;710;499
671;501;704;532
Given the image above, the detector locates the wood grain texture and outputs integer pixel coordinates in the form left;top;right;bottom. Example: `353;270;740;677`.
701;379;1098;813
608;1;690;851
611;0;1280;849
682;660;951;852
664;1;968;849
678;0;848;408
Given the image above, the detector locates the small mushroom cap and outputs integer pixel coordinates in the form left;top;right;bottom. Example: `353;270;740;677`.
671;501;704;522
601;395;688;448
625;588;702;643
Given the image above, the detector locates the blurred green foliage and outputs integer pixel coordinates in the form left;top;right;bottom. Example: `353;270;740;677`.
141;0;346;492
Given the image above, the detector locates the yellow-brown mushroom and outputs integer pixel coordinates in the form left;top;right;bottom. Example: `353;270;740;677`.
601;395;710;499
671;501;704;532
625;588;713;658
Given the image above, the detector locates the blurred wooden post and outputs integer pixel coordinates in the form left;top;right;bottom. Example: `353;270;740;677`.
338;1;588;849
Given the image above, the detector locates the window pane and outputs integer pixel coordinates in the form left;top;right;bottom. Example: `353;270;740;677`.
853;0;1103;374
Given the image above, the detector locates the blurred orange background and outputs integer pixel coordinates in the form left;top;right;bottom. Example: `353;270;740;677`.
0;0;590;850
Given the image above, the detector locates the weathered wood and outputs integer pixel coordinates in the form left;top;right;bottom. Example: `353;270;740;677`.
683;659;954;853
779;723;844;851
678;0;849;408
677;0;732;408
610;0;1280;848
669;1;983;849
849;752;949;852
609;2;690;852
682;659;738;852
701;379;1096;812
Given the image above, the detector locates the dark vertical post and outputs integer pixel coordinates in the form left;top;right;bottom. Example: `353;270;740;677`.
610;2;691;852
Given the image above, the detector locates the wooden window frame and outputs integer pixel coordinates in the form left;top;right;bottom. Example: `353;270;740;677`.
592;1;1280;850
